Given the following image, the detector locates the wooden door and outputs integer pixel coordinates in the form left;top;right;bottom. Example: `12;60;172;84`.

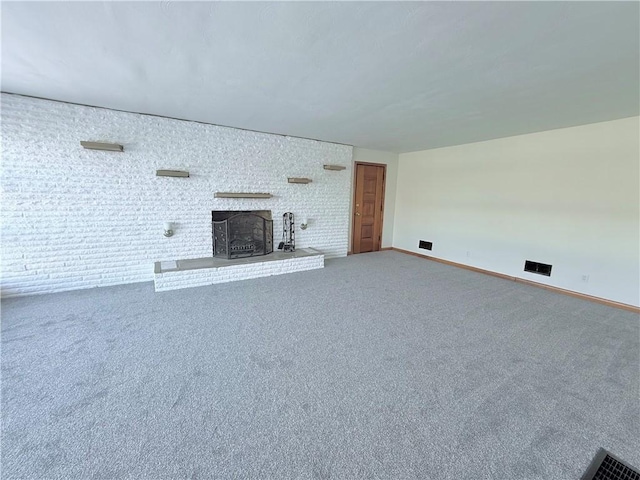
352;162;386;254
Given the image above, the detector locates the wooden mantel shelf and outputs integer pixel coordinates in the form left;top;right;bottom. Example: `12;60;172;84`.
214;192;273;199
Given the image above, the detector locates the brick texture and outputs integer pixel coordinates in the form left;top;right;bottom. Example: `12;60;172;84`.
1;94;352;297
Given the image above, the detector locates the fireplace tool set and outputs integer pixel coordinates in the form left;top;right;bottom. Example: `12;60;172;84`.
278;212;295;252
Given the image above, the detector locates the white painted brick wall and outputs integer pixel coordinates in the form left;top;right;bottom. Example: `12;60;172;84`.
1;94;352;297
154;254;324;292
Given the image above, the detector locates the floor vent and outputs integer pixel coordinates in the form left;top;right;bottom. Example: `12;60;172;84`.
582;449;640;480
419;240;432;251
524;260;552;276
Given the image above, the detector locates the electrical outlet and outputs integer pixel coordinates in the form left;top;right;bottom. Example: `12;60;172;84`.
466;251;471;258
582;274;590;283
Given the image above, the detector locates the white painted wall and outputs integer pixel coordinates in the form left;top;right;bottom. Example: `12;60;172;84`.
1;94;352;297
393;117;640;307
349;148;399;250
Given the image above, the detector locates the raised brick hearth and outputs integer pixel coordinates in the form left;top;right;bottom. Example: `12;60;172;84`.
153;248;324;292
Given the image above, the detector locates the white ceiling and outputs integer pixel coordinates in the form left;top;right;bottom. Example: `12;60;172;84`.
2;1;638;153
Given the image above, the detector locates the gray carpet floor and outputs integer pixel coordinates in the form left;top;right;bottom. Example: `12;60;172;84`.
2;251;639;479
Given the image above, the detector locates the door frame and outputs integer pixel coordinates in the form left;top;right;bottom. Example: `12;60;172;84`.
351;161;387;254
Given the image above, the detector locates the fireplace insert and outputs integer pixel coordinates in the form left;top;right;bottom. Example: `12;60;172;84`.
212;211;273;259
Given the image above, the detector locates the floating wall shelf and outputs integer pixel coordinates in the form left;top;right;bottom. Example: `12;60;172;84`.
81;141;124;152
288;177;312;184
214;192;273;199
323;164;346;171
156;170;190;177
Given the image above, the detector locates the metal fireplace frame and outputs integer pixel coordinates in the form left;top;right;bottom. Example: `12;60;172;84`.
212;211;274;260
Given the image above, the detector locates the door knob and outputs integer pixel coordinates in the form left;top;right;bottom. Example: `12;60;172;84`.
355;212;361;216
